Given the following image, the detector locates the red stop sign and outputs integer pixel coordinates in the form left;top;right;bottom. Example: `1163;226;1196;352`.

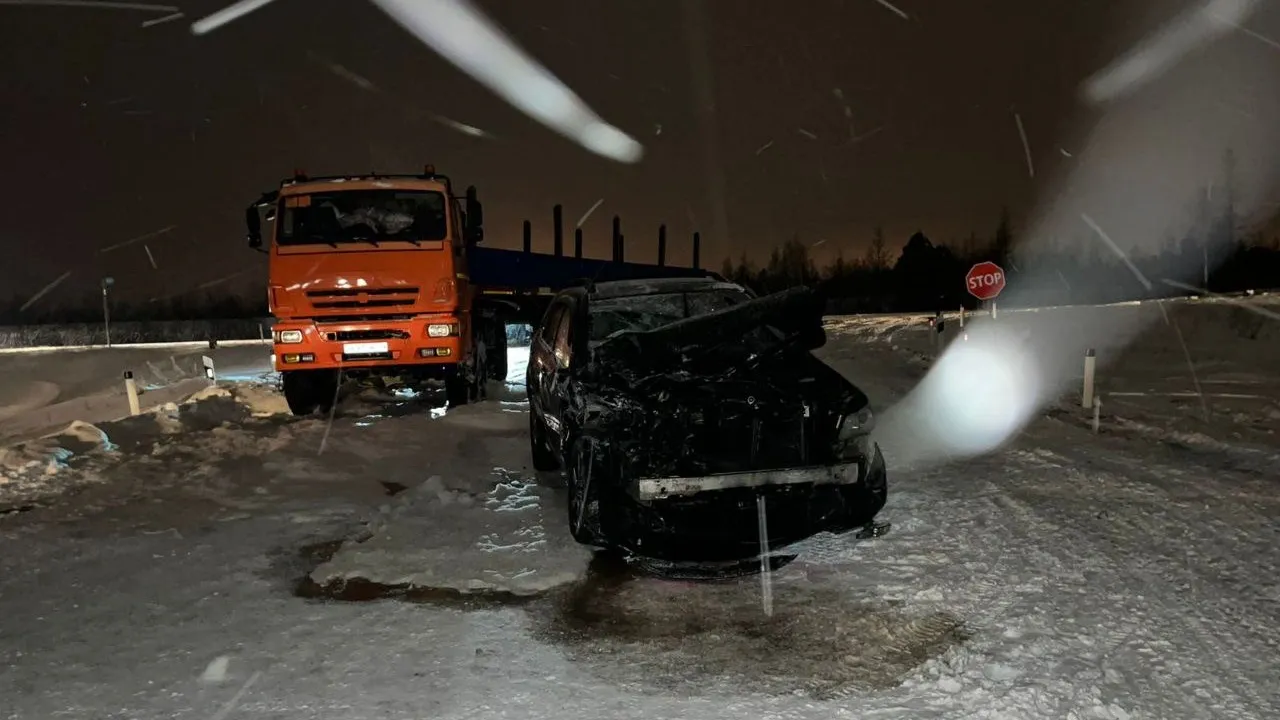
966;261;1006;301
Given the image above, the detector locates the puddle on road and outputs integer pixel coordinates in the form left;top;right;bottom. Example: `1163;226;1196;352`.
290;539;966;698
534;554;968;698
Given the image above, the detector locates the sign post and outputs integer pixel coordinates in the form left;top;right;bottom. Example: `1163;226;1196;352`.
965;261;1007;316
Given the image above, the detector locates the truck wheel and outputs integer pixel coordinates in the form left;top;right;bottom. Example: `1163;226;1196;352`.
529;412;559;471
444;368;469;407
281;369;339;416
489;324;508;381
470;354;488;401
567;436;604;546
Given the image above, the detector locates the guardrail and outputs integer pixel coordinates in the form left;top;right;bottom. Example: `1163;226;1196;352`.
0;339;270;355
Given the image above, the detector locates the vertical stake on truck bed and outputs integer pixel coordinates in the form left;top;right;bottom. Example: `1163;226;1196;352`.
657;224;667;266
522;220;532;253
692;232;702;270
611;216;622;262
552;205;564;256
574;227;583;258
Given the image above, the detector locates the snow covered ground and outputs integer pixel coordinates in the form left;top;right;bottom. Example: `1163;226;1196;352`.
2;305;1279;720
0;343;275;444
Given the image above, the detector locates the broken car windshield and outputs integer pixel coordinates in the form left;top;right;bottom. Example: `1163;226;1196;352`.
588;289;748;343
276;189;448;246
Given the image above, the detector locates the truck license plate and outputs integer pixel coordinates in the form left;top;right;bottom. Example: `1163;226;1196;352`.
343;341;389;355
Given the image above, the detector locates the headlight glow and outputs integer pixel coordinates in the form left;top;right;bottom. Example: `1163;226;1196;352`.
836;406;875;458
277;329;303;344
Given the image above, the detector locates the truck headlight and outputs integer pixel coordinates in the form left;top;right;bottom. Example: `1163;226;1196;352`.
836;406;875;459
427;323;455;337
277;329;303;344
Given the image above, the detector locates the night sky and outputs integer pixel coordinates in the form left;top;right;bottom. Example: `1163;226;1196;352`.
0;0;1269;305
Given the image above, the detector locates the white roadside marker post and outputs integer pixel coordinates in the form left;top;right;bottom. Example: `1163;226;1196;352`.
1092;396;1102;434
1082;348;1096;409
959;305;966;328
202;355;217;385
932;310;944;356
991;300;998;320
124;371;141;416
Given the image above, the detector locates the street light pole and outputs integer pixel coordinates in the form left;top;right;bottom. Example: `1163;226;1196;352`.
101;277;115;347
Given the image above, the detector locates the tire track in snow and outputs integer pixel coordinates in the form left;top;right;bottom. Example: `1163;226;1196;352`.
979;477;1226;720
1025;446;1280;716
991;445;1277;719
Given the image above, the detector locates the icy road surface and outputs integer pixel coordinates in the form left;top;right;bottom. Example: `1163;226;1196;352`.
2;315;1280;719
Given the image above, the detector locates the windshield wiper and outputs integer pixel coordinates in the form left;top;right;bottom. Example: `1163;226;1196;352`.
305;234;338;248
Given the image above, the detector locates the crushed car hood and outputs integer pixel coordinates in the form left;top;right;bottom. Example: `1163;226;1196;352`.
592;286;826;376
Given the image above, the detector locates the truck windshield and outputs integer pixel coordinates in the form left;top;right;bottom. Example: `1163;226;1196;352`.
277;189;448;246
588;289;748;343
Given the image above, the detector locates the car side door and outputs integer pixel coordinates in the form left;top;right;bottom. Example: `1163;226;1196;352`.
529;301;566;417
543;296;579;448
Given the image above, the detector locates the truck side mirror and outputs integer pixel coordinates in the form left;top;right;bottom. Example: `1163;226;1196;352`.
465;185;484;243
245;205;263;249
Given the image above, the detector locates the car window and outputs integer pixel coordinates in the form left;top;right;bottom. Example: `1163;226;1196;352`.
587;288;748;343
539;305;564;346
553;304;573;369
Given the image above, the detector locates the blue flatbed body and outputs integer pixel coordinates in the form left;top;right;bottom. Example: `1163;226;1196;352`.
468;246;715;292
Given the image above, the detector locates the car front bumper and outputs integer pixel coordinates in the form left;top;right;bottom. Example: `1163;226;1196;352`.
634;444;885;502
606;444;888;563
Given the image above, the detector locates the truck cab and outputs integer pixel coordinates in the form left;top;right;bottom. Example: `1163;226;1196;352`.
246;167;504;414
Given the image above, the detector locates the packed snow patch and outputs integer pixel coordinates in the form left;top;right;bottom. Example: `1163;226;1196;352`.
310;470;592;596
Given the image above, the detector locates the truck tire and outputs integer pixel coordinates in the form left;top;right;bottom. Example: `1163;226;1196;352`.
529;412;559;471
445;367;469;407
281;369;339;416
489;323;508;381
471;353;488;401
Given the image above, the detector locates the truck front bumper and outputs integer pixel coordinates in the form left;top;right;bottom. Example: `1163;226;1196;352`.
273;315;463;371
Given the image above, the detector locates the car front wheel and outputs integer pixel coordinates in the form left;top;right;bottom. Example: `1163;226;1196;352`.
566;435;605;546
529;411;559;472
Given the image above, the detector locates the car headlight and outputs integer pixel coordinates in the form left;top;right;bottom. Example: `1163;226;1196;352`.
427;323;455;338
277;329;303;344
836;405;875;458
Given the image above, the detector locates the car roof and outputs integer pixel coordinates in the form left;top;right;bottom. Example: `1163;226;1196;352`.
584;276;745;301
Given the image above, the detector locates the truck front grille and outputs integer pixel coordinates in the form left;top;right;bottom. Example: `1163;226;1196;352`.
324;329;411;342
306;287;420;310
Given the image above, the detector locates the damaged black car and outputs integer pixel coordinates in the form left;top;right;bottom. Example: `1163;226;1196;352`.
527;277;888;564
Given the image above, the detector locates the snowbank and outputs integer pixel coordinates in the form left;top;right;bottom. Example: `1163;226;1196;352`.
0;381;292;509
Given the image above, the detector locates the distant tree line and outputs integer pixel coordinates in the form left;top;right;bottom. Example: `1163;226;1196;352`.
722;204;1280;313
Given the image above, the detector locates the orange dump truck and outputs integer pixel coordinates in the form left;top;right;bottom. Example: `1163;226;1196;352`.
246;165;719;416
245;167;506;414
